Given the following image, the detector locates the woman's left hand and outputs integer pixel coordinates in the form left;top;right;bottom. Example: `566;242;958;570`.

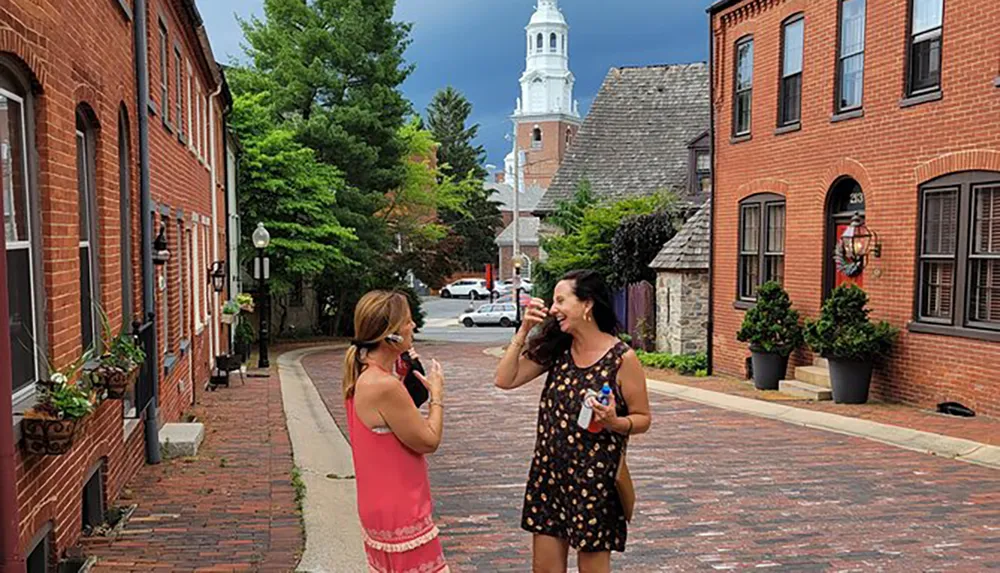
590;394;618;428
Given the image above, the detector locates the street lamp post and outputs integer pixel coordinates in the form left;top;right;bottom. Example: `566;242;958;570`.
252;223;271;369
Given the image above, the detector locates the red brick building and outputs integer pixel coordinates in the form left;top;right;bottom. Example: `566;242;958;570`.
0;0;233;568
709;0;1000;415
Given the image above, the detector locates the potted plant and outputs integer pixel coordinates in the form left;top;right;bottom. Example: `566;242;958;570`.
736;281;803;390
22;354;98;456
236;292;254;313
221;300;240;324
93;329;146;400
804;284;898;404
234;320;255;363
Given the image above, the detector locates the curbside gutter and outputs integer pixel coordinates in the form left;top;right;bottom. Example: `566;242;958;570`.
278;345;368;573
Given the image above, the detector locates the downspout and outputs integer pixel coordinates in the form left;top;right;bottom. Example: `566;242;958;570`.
135;0;162;463
209;80;223;356
0;193;24;573
221;115;233;347
706;10;716;376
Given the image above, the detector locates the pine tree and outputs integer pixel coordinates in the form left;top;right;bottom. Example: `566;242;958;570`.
426;87;487;180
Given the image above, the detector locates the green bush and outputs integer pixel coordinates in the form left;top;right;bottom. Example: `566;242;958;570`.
235;320;256;347
804;284;897;361
636;350;708;376
736;281;803;357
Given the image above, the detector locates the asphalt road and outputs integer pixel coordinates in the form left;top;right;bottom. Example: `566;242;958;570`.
417;296;514;344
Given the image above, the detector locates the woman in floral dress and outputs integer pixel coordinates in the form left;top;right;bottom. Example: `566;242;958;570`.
494;270;652;572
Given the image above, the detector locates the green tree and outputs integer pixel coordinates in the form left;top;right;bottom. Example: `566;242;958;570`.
534;181;664;300
238;0;414;196
426;87;487;180
232;90;357;331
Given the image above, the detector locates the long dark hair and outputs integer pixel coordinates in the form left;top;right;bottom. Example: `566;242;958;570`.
526;270;619;368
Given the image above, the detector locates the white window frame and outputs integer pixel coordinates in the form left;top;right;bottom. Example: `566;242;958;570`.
195;84;202;158
202;222;210;322
3;87;40;400
192;214;203;332
76;128;99;351
186;61;193;150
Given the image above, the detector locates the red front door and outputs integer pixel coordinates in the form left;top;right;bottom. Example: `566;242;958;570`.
835;222;864;289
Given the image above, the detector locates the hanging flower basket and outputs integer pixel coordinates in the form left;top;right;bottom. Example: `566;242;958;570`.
21;415;84;456
93;365;140;400
221;313;237;324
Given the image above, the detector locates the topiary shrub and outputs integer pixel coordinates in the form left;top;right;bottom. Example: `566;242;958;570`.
804;284;897;361
736;281;803;357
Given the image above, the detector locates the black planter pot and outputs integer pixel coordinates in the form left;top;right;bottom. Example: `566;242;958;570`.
828;357;874;404
750;350;788;391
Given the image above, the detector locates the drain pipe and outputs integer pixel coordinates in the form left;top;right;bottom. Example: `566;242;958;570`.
209;79;223;356
0;199;24;573
135;0;162;464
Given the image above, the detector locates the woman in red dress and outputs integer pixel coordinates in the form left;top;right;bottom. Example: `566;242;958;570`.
343;290;449;573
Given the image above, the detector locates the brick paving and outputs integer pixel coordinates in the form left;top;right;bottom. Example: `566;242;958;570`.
83;367;303;572
646;368;1000;446
303;344;1000;572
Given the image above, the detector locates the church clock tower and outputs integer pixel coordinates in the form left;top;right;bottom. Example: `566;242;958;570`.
505;0;582;191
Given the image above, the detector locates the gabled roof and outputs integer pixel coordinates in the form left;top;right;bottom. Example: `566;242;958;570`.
485;182;546;212
495;217;541;246
650;202;711;271
536;63;710;213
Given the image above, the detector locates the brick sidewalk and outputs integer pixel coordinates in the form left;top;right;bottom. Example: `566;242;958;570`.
83;365;303;572
646;368;1000;446
304;344;1000;572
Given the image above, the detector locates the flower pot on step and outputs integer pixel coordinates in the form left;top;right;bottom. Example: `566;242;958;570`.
828;357;874;404
22;417;83;456
750;350;788;391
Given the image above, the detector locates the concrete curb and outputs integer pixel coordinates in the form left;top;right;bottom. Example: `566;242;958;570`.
278;345;368;573
646;379;1000;470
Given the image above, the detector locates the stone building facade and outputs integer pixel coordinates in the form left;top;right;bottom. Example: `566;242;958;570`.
651;204;711;355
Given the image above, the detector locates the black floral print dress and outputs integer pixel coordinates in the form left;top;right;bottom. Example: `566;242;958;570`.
521;341;630;553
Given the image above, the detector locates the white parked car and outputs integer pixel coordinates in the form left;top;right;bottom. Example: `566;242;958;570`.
460;303;518;328
440;278;488;300
493;279;533;296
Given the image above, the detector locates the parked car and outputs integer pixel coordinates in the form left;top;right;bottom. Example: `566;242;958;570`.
460;303;518;328
440;279;488;300
492;279;533;296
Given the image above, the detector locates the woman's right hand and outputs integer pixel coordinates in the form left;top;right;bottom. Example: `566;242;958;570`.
414;359;445;401
519;298;549;335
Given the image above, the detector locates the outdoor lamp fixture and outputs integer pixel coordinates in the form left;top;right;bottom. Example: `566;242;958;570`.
840;212;882;263
252;222;271;250
209;261;227;293
152;224;171;265
253;223;272;369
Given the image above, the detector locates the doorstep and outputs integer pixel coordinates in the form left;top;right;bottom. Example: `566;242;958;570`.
643;367;1000;448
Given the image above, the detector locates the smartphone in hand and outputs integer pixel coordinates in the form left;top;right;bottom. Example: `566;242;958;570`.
400;352;429;407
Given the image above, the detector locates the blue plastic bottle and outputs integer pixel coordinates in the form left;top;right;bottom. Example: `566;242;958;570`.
587;383;612;433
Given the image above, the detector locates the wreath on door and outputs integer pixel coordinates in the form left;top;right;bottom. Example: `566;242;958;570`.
834;241;864;277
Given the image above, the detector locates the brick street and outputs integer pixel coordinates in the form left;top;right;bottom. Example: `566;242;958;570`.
303;343;1000;572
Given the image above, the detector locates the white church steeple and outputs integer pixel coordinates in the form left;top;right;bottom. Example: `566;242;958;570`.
516;0;579;118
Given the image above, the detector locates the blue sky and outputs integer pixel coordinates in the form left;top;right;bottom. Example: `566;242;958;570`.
200;0;711;168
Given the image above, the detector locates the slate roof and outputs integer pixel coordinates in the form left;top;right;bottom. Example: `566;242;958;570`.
495;217;541;246
536;63;710;213
650;202;711;271
485;182;546;212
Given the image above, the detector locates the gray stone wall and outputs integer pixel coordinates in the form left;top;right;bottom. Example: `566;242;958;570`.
655;270;709;355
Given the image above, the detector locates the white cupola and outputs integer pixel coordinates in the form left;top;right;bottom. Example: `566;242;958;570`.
516;0;579;119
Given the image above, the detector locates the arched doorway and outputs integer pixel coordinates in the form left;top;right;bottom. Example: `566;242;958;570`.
824;177;866;297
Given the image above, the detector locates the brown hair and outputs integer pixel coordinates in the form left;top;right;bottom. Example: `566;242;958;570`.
342;290;411;399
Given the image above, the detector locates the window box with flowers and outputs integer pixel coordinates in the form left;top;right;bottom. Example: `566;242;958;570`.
92;328;146;401
236;292;255;313
22;353;99;456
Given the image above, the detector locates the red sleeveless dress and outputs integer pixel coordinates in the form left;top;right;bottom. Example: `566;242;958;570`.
346;393;448;573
